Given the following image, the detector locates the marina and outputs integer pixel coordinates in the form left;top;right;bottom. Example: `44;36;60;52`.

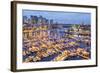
22;11;91;63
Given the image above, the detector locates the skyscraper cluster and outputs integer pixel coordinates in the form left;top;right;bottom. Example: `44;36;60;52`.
23;15;54;25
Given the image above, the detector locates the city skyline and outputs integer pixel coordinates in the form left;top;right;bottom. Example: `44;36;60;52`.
23;10;91;25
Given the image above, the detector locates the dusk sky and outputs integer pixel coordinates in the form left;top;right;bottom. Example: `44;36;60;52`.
23;10;91;25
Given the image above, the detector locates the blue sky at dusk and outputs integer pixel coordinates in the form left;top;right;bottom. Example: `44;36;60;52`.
23;10;91;25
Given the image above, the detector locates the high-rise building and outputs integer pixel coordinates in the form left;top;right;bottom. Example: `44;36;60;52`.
50;19;53;24
38;16;43;25
42;18;47;24
28;18;32;25
23;16;28;24
30;15;38;24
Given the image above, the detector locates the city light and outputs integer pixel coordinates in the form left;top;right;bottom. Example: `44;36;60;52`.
22;11;91;63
